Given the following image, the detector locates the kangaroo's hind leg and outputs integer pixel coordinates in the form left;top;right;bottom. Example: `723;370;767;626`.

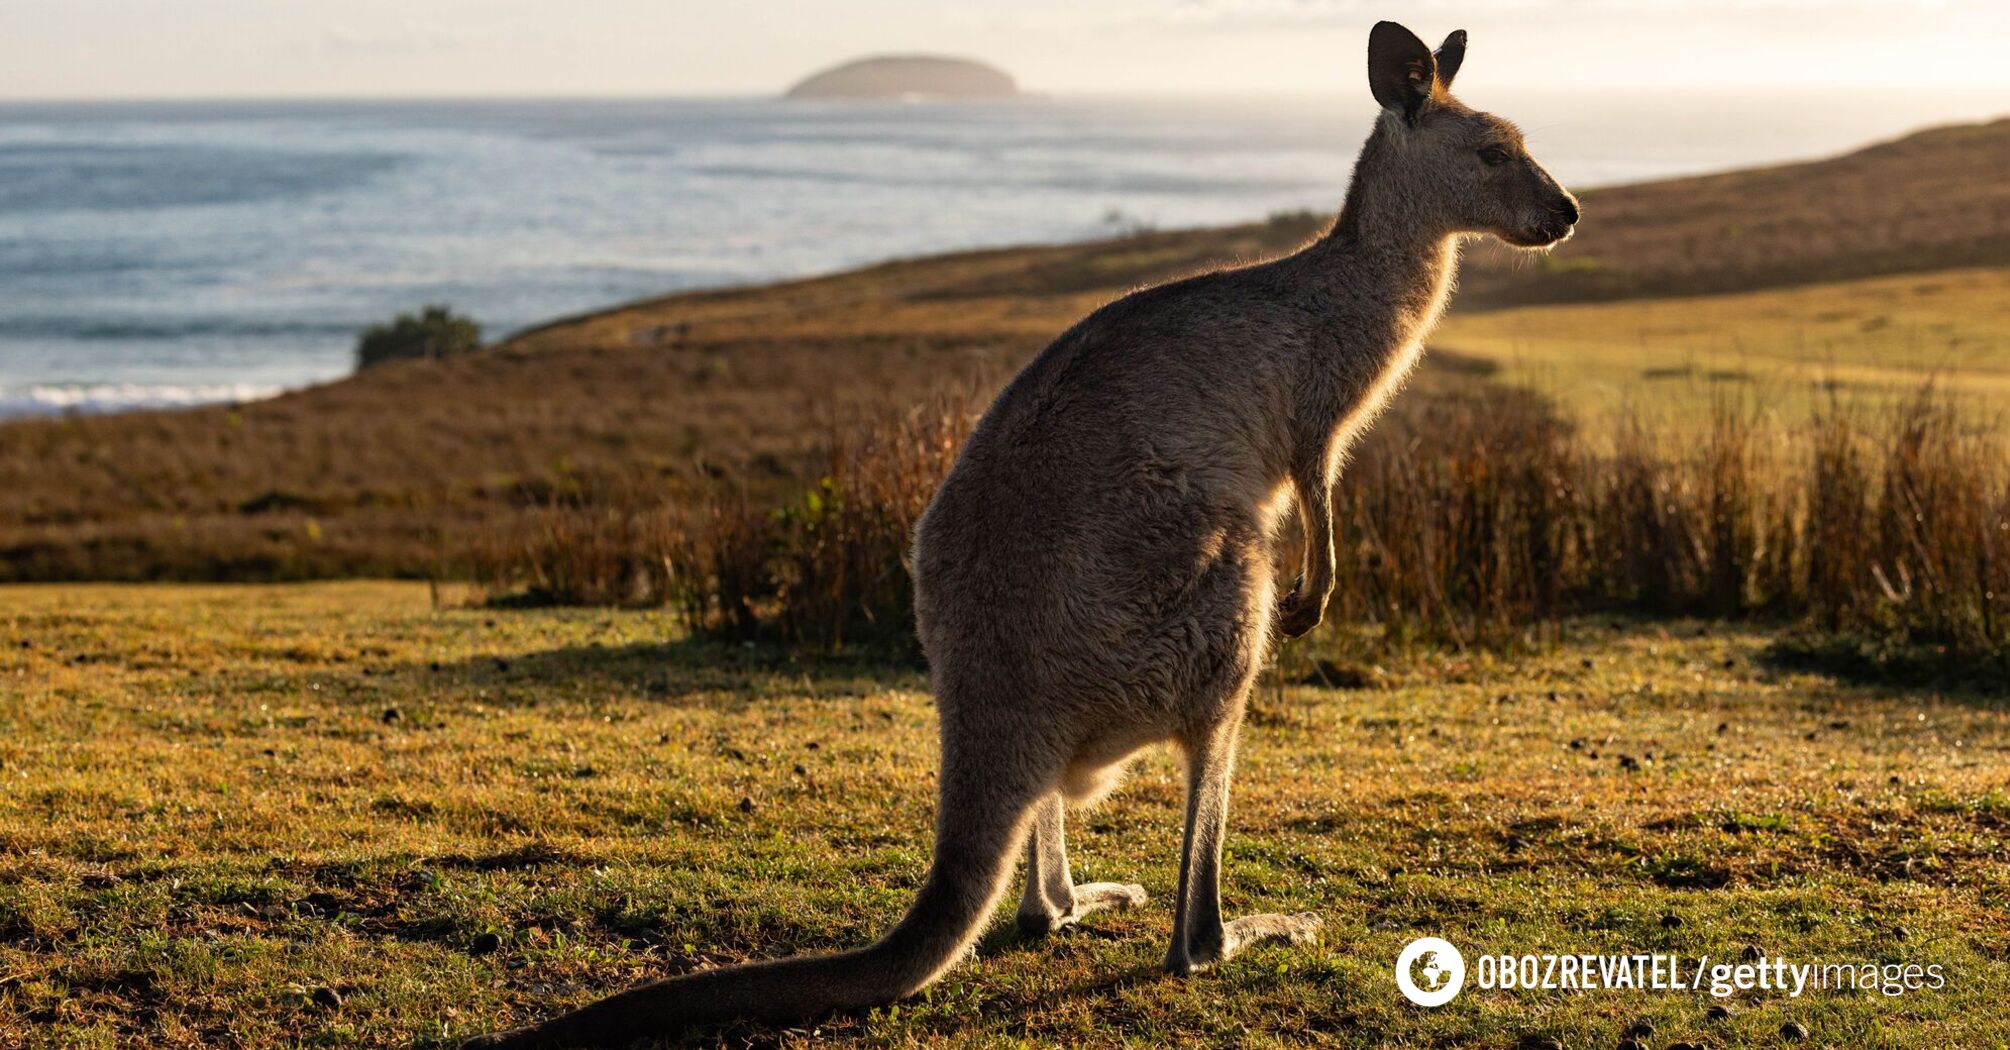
1015;793;1147;936
1164;695;1321;973
1147;539;1324;974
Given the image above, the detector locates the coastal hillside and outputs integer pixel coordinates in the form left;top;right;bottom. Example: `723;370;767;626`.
1457;118;2010;307
2;119;2006;581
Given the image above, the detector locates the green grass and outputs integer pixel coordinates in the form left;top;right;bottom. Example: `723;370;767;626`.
1435;267;2010;430
2;583;2006;1047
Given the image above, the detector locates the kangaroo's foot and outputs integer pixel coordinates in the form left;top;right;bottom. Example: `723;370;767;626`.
1016;881;1147;936
1164;912;1322;975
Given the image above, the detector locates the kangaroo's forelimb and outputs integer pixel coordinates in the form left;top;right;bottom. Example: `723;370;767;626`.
1278;442;1341;638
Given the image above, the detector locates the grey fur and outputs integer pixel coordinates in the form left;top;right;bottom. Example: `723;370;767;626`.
462;21;1576;1049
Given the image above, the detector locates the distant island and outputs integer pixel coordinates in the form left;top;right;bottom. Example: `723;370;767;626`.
784;55;1016;100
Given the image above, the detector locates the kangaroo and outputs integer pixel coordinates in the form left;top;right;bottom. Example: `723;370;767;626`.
464;21;1577;1049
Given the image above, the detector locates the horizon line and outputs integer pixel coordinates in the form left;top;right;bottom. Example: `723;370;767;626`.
6;83;2007;107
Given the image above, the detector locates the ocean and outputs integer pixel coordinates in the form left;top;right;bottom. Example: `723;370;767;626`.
4;89;2006;417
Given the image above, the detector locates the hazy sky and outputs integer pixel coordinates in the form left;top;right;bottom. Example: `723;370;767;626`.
3;0;2008;99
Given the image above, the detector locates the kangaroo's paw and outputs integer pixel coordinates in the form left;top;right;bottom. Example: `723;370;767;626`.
1275;582;1328;639
1165;912;1322;975
1016;882;1148;936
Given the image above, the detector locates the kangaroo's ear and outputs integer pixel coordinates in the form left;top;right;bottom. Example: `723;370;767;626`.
1368;21;1436;124
1434;30;1466;92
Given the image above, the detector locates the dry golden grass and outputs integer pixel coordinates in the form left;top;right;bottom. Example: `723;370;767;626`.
474;374;2007;669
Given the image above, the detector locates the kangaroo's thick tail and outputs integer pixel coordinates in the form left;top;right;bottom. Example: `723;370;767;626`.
464;759;1040;1049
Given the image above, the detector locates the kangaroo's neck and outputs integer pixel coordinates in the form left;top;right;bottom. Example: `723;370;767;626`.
1299;129;1463;364
1307;230;1459;350
1260;129;1464;485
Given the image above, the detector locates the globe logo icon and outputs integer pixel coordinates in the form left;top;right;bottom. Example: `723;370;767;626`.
1413;950;1450;991
1395;937;1466;1006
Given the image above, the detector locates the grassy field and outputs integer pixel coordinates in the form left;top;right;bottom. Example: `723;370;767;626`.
3;583;2005;1048
1436;267;2010;427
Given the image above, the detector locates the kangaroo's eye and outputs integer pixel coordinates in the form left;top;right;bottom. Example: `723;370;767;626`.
1478;146;1511;166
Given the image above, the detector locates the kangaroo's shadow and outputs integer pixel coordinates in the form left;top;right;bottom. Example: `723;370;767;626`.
1757;632;2010;705
328;635;927;715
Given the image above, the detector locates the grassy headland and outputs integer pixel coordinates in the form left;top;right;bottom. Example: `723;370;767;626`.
2;119;2008;584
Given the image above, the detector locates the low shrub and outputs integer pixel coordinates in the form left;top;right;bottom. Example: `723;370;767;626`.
355;305;482;370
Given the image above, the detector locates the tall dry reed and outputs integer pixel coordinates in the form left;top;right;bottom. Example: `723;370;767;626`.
475;381;2007;661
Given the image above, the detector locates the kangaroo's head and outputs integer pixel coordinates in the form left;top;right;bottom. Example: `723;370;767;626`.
1361;21;1578;248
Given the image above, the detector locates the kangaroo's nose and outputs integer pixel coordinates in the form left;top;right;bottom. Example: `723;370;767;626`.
1555;195;1580;224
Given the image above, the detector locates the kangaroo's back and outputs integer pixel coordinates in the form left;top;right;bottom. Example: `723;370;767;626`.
912;264;1301;686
